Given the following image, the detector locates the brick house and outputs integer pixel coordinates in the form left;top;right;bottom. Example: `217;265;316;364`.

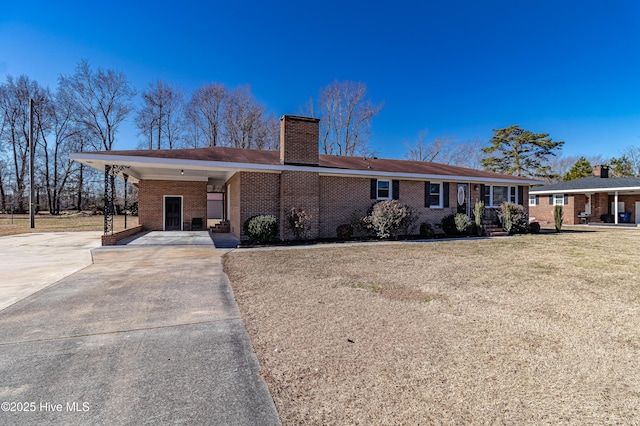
529;165;640;225
72;115;538;240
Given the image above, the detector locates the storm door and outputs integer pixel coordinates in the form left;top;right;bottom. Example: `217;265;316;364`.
164;196;182;231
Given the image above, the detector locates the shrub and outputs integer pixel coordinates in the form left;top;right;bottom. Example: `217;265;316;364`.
287;207;312;240
529;221;541;234
419;222;434;238
244;214;278;243
400;205;419;237
454;213;471;235
473;201;485;236
554;205;563;232
336;223;354;240
367;200;411;239
498;202;529;234
441;214;458;236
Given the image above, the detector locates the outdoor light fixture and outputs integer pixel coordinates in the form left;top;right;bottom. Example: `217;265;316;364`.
474;184;479;191
181;170;184;175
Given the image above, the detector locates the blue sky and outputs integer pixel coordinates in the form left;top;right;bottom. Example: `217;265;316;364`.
2;0;640;160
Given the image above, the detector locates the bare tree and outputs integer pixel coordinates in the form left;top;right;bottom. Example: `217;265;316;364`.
620;145;640;176
404;130;457;163
59;60;136;152
135;80;184;150
0;75;47;213
186;83;226;147
223;86;278;149
305;80;383;156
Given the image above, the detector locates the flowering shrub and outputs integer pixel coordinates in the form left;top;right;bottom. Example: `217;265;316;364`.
336;223;354;240
287;207;312;240
244;215;278;243
367;200;411;239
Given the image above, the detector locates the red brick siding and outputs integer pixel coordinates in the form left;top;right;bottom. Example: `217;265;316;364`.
279;171;319;240
227;174;242;238
238;172;281;240
138;180;207;231
280;116;320;165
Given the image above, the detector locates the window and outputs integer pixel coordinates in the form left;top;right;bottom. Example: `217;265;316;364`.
377;180;390;199
553;194;564;206
428;182;442;208
529;194;537;206
484;185;519;207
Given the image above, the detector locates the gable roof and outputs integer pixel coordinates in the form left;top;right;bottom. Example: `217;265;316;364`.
530;176;640;194
71;146;540;185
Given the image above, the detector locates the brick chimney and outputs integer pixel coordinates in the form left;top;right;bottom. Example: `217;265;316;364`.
594;165;609;178
280;115;320;165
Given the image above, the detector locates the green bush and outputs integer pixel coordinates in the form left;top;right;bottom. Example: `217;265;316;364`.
454;213;471;235
441;214;458;236
336;223;354;240
529;221;541;234
498;202;529;234
244;214;278;243
554;205;563;232
419;222;434;238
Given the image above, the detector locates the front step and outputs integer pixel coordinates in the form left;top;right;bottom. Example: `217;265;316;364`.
210;220;230;233
483;223;509;237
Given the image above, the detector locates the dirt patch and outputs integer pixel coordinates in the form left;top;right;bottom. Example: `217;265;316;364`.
224;229;640;424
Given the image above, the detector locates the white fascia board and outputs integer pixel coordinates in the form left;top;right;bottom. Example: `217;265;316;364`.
70;152;538;185
531;187;640;195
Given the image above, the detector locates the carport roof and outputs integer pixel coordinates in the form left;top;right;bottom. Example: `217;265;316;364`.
530;176;640;194
71;146;541;185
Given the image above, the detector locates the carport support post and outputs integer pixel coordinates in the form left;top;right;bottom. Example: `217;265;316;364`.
123;173;128;230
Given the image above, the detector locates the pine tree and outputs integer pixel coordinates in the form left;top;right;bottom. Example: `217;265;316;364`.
481;125;564;177
562;156;593;181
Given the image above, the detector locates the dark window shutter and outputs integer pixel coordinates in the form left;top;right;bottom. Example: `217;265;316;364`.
392;180;400;200
480;185;486;202
535;195;539;205
370;179;377;199
424;181;430;207
443;182;450;208
564;194;569;205
549;195;553;205
518;186;524;205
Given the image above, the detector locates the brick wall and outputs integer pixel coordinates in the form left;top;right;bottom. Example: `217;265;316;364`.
280;171;319;240
227;174;241;237
138;180;207;231
280;115;320;165
238;172;280;240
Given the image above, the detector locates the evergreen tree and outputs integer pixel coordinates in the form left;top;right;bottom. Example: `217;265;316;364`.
562;156;593;181
481;125;564;177
609;156;635;177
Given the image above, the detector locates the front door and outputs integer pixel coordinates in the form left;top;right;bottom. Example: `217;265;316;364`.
457;183;469;215
164;196;182;231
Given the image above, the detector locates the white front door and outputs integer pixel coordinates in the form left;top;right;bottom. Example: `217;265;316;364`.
636;202;640;224
585;194;591;215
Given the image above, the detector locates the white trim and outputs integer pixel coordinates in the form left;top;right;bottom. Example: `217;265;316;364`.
163;195;183;231
531;186;640;195
376;179;392;200
427;182;443;208
553;193;564;206
529;194;537;206
70;152;539;185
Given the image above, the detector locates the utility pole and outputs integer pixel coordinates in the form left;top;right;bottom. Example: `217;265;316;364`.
29;98;35;229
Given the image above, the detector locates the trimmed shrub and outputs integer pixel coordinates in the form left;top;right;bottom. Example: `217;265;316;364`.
442;214;458;236
336;223;354;240
287;207;312;240
554;205;563;232
473;200;485;236
367;200;411;239
529;221;541;234
498;202;529;234
400;205;419;237
419;222;434;238
454;213;471;235
244;214;278;243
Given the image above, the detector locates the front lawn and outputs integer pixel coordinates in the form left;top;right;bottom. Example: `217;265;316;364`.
224;229;640;424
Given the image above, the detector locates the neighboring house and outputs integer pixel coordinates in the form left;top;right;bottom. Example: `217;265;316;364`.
71;115;538;240
529;166;640;225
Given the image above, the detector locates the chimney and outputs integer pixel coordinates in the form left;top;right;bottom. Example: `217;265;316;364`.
280;115;320;166
594;165;609;178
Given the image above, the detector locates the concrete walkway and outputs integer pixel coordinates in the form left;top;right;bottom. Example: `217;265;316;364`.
0;234;279;425
0;232;102;311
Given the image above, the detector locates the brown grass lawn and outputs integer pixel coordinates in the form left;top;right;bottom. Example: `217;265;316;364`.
0;213;138;237
224;229;640;425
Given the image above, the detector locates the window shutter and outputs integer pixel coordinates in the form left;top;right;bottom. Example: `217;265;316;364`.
518;186;524;205
549;195;553;205
480;185;486;202
535;195;539;206
443;182;450;208
564;194;569;205
392;180;400;200
424;181;430;207
370;179;377;199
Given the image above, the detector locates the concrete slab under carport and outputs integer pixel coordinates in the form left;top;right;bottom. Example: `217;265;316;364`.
0;237;279;425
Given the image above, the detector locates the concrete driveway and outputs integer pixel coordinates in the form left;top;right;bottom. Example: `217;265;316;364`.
0;232;279;425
